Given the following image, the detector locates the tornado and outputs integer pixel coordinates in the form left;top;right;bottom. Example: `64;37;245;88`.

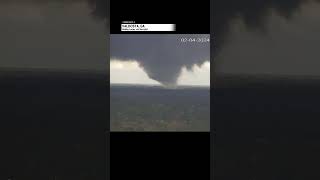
110;34;210;86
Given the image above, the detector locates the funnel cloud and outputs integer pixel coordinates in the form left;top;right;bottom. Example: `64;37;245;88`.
110;34;210;86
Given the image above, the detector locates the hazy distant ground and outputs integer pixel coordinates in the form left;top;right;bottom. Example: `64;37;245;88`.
110;84;210;131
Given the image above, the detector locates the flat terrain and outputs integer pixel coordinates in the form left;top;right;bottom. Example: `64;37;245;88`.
110;84;210;131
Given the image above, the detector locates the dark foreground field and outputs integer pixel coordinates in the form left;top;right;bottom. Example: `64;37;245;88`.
110;85;210;131
213;76;320;179
0;69;108;179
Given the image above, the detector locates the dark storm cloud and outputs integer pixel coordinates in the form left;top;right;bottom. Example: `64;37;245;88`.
0;0;107;72
110;34;210;86
87;0;109;24
212;0;318;56
213;0;320;77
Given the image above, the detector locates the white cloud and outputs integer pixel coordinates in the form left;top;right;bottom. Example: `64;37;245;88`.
177;61;210;86
110;59;210;86
110;59;160;85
